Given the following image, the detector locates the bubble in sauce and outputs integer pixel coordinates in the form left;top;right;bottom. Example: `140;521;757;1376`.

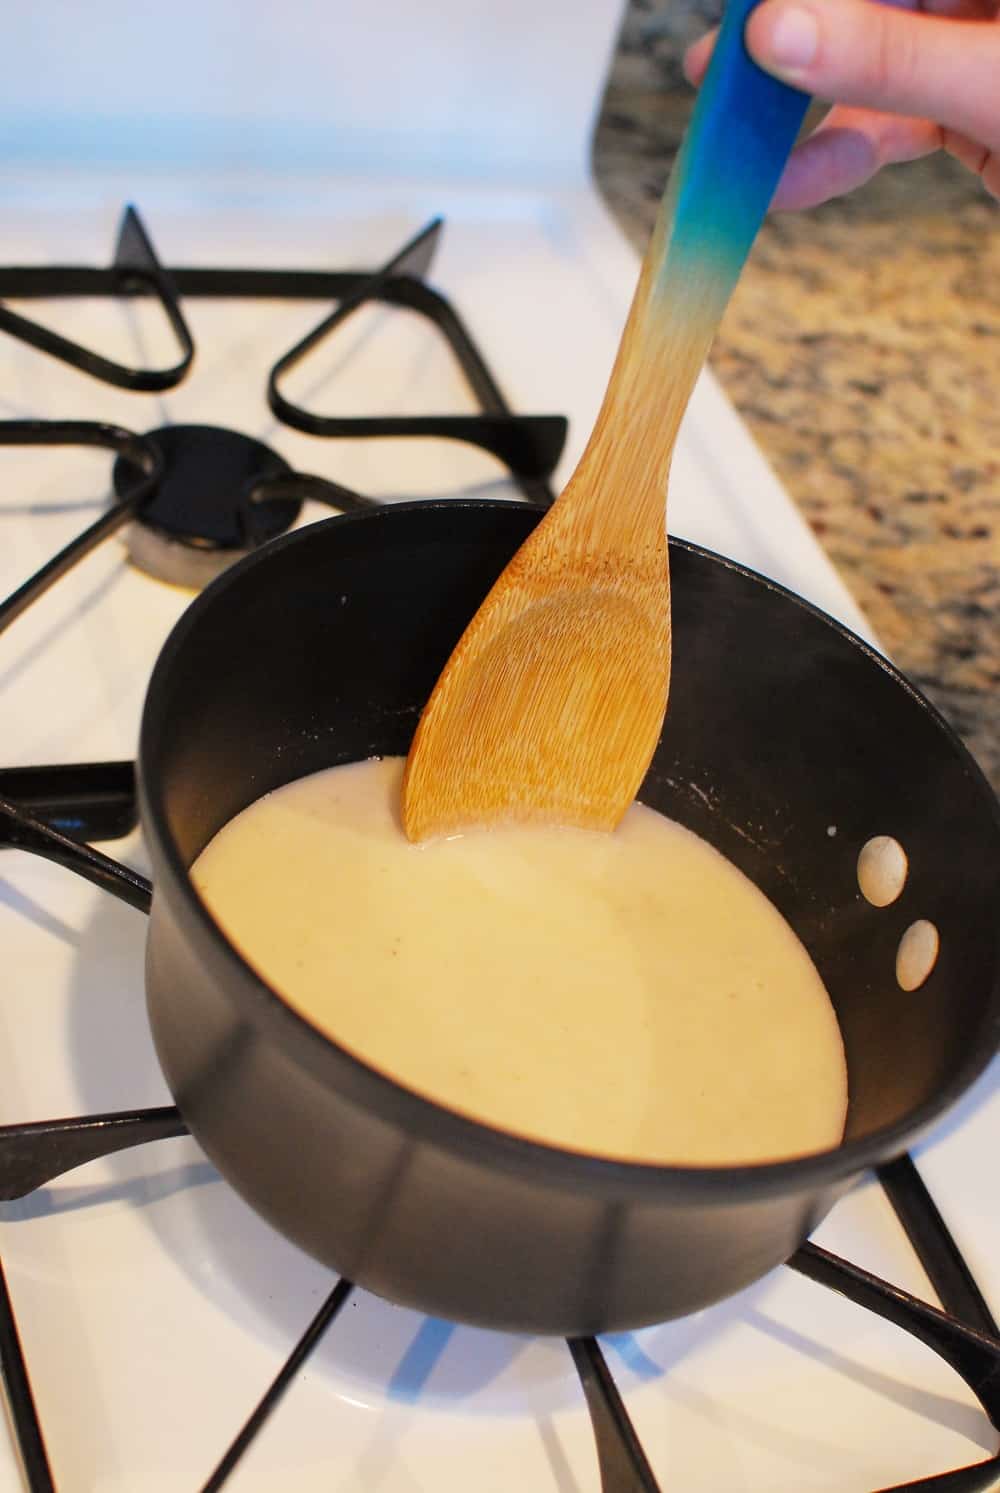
896;920;939;992
857;835;908;908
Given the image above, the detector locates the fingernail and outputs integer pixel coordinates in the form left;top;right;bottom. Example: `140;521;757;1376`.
760;4;820;74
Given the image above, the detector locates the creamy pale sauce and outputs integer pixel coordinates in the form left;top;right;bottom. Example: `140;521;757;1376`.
191;758;848;1165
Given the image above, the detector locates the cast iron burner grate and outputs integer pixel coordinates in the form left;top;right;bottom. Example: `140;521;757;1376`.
0;211;565;472
0;209;566;491
0;210;566;602
1;209;999;1493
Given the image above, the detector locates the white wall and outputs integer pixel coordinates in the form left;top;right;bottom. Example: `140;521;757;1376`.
2;0;626;181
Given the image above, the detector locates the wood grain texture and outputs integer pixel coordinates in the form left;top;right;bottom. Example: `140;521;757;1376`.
402;0;804;841
401;228;725;841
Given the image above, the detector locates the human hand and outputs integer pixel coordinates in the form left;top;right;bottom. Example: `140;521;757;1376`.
684;0;1000;207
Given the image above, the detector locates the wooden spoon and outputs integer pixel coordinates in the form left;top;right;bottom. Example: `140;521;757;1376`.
402;0;809;842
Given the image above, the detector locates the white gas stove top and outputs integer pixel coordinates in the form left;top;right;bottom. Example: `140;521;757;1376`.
0;170;996;1493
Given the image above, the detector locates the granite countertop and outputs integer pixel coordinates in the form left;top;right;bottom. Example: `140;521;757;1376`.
593;0;999;794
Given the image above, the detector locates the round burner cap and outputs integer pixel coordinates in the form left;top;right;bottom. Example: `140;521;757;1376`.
113;424;301;589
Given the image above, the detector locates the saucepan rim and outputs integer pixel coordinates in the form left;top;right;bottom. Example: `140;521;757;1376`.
139;499;1000;1204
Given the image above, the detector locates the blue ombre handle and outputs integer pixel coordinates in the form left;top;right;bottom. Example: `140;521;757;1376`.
662;0;810;294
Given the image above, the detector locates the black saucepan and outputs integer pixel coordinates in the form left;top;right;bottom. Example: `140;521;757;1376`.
139;501;1000;1336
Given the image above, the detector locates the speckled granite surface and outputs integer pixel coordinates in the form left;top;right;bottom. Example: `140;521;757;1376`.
593;1;999;794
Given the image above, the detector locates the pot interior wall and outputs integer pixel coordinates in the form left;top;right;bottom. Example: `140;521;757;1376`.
142;503;1000;1154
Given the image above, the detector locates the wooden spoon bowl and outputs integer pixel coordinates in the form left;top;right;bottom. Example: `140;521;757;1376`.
402;0;810;841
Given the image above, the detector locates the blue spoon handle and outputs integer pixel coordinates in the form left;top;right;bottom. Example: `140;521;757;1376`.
563;0;812;522
659;0;810;298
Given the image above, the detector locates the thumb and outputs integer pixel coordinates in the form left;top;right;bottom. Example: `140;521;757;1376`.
746;0;1000;150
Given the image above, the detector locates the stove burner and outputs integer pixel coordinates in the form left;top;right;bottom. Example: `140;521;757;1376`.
113;424;301;588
